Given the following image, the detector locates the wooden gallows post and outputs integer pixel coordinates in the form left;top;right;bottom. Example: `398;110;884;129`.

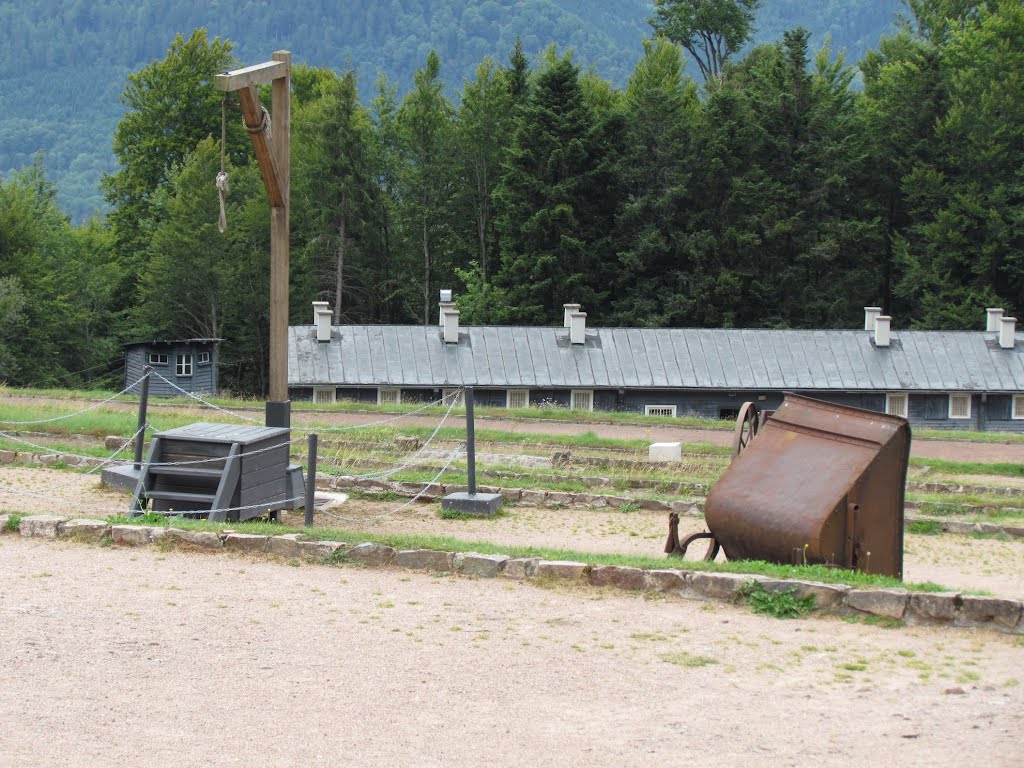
214;51;292;428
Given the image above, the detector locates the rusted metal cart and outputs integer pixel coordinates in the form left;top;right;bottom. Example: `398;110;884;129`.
667;393;911;578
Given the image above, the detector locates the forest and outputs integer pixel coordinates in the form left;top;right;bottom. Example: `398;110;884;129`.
0;0;1021;397
0;0;901;221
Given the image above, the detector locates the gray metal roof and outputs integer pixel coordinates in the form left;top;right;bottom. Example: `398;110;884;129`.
287;325;1024;392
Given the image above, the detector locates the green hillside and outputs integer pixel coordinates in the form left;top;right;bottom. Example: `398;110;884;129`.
0;0;901;221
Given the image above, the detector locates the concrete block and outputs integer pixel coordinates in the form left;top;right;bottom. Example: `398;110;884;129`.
503;558;540;579
346;542;395;566
535;560;588;580
458;553;509;578
908;592;961;624
649;442;682;462
58;519;111;540
224;533;270;553
845;589;909;619
643;569;690;595
20;515;69;539
441;491;503;516
589;566;645;591
395;549;455;572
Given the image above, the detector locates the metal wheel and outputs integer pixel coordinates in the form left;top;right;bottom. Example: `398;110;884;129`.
732;401;760;457
676;531;721;561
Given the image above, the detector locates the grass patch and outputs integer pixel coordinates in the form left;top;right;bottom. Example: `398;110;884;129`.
3;512;22;532
908;520;944;535
738;580;816;619
911;457;1024;479
842;614;905;629
660;651;717;668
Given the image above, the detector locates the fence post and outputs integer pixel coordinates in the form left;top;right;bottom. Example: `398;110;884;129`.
133;366;152;471
465;386;476;495
304;433;318;527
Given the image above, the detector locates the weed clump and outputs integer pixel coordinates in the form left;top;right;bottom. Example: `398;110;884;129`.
738;579;816;619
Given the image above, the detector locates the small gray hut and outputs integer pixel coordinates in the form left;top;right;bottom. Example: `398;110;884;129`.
124;339;221;396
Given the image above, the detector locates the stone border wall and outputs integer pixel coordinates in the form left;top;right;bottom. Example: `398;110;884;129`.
3;513;1021;636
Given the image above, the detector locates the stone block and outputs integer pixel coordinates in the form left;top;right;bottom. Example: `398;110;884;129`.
535;560;588;580
267;534;302;558
395;549;455;572
458;553;509;578
20;515;69;539
110;525;158;546
845;589;909;619
908;592;961;623
0;514;9;532
165;528;223;549
503;557;540;579
296;540;346;560
38;454;62;466
104;436;133;451
649;442;682;462
544;491;575;508
644;569;690;595
395;436;420;451
346;542;396;566
691;572;759;601
519;490;547;506
224;533;270;553
637;498;670;511
0;450;18;464
957;596;1023;630
441;492;503;516
58;519;111;540
759;579;849;611
589;565;645;591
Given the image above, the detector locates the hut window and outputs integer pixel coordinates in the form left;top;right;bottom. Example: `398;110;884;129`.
885;393;908;418
570;389;593;411
443;388;464;406
148;353;168;365
198;351;211;364
645;405;677;417
378;387;401;406
506;389;529;410
313;387;336;405
1013;395;1024;419
948;394;972;419
176;354;193;377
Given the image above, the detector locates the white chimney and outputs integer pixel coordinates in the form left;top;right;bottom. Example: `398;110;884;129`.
438;301;455;328
874;315;892;347
315;308;332;342
443;308;460;344
999;317;1017;349
987;308;1005;333
864;306;882;331
312;301;330;325
563;303;581;328
569;311;587;345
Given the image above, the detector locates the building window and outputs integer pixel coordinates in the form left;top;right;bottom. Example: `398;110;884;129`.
378;387;401;406
148;353;168;365
507;389;529;410
1013;395;1024;419
443;388;464;406
885;393;908;418
645;405;677;418
197;351;211;364
570;389;593;411
313;387;336;405
176;354;193;377
948;394;972;419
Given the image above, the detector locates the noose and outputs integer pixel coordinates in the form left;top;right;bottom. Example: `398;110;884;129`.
216;94;229;233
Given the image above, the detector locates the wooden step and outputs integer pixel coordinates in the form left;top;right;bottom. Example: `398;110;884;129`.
147;466;223;480
144;491;216;505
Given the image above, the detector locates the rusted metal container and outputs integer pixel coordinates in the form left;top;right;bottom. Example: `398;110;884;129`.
704;393;910;578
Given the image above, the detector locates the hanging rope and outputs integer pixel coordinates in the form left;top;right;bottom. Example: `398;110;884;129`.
216;94;230;233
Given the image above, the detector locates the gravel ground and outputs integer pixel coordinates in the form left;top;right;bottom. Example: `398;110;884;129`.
1;536;1022;768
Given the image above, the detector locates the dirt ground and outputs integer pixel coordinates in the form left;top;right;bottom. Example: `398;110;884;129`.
1;536;1022;768
2;466;1023;600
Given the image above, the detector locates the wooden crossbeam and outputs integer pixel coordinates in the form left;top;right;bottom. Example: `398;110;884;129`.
236;85;284;207
214;61;289;92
